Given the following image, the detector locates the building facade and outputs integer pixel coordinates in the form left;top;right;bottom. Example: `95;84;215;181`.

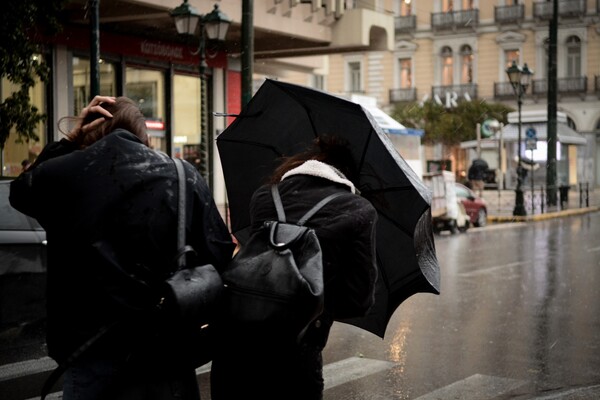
323;0;600;187
1;0;395;209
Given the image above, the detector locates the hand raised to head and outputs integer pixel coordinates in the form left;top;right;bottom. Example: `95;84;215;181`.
70;96;116;137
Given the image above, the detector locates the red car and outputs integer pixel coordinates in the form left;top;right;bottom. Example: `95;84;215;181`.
455;183;488;227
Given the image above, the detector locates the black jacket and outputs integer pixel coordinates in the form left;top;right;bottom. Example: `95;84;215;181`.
249;175;378;325
10;129;235;364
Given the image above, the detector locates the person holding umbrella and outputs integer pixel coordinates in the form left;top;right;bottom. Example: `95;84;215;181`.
210;136;378;400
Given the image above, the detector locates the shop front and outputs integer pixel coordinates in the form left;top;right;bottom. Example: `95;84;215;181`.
1;23;239;206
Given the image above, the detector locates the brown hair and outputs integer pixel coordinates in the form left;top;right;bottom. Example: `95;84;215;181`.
268;135;357;184
62;97;148;148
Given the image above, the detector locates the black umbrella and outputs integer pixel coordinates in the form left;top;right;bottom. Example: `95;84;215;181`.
217;79;440;338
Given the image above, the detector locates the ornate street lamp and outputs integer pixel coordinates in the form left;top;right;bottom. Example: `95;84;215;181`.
171;1;231;189
506;60;533;216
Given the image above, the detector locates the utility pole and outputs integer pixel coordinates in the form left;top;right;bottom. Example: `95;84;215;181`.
546;0;558;207
89;0;100;99
241;0;254;107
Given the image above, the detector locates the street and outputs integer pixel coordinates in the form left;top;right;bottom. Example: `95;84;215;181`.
2;211;600;400
320;211;600;399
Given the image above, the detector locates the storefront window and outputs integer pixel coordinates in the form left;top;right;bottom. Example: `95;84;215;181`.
72;57;117;115
126;67;166;152
1;66;46;177
172;74;201;168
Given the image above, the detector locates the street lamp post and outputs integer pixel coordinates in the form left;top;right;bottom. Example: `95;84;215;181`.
171;1;231;190
505;61;533;217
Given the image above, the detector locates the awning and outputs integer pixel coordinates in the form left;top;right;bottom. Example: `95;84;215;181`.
500;122;587;145
362;106;424;137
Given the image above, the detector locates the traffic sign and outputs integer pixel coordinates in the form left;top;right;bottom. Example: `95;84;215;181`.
525;127;537;139
526;138;537;150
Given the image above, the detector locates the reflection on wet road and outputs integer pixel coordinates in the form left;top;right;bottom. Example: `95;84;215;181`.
323;212;600;399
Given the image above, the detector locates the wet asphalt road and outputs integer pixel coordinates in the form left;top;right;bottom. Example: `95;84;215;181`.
3;212;600;399
321;211;600;399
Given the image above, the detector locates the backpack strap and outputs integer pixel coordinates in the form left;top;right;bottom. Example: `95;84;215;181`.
270;184;345;226
271;184;287;223
172;157;196;270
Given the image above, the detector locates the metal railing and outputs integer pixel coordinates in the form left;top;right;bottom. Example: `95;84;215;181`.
431;84;478;101
395;15;416;34
494;4;525;23
389;88;417;103
431;9;479;30
494;82;527;99
533;0;586;19
532;76;588;95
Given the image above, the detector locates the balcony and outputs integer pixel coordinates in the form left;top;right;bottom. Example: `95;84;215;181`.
431;9;479;31
389;88;417;103
395;15;416;34
431;84;478;101
495;4;525;24
532;76;588;96
494;82;527;99
533;0;586;19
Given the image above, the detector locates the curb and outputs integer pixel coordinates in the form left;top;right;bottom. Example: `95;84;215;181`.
488;206;600;223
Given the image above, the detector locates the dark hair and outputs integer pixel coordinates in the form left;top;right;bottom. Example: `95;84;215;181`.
268;135;357;184
63;97;148;148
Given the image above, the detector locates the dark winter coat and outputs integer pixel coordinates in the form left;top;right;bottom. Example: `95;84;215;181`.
249;175;378;326
9;129;235;366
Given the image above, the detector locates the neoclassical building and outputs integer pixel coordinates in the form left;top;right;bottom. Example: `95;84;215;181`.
319;0;600;187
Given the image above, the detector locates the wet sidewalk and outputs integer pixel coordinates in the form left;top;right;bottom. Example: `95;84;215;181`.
480;185;600;223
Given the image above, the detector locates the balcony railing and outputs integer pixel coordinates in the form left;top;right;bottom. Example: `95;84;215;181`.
431;9;479;30
389;88;417;103
532;76;588;95
493;82;530;99
495;4;525;23
596;75;600;94
533;0;586;19
431;84;478;101
395;15;416;34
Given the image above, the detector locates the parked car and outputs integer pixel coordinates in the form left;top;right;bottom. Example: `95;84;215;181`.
455;182;488;227
0;179;47;364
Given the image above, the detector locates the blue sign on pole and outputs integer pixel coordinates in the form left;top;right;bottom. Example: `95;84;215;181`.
525;127;537;150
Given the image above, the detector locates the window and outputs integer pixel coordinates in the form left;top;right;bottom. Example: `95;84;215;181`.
443;0;454;12
1;54;48;177
505;49;520;69
172;74;200;161
441;46;453;86
312;75;325;91
400;0;412;16
566;36;581;78
347;61;362;92
72;57;117;116
126;67;166;152
399;58;412;88
460;45;473;84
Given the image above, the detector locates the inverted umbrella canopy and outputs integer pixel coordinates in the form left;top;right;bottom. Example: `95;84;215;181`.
217;79;440;338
